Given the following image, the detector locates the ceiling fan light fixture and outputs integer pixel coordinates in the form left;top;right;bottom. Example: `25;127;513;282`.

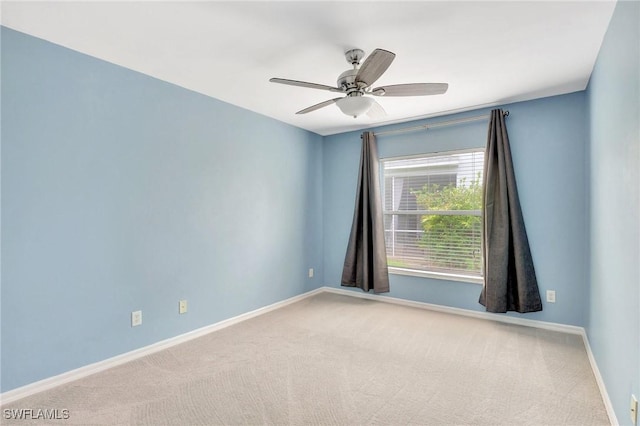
336;96;374;118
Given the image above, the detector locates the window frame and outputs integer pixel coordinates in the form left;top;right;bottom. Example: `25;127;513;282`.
380;148;485;285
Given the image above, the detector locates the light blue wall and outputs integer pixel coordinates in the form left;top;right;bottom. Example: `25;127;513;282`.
1;27;323;392
586;0;640;423
323;92;589;327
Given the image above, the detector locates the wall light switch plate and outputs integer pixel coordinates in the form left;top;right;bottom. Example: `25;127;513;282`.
631;394;638;425
546;290;556;303
131;310;142;327
179;300;188;314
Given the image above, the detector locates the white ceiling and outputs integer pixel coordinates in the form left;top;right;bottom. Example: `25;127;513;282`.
1;1;616;136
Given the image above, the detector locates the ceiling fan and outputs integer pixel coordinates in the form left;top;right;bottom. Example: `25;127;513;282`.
270;48;448;118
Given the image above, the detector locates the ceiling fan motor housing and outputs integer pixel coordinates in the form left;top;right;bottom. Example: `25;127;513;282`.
337;69;358;92
337;69;369;96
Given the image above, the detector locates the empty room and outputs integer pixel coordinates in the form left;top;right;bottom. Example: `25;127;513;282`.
1;1;638;425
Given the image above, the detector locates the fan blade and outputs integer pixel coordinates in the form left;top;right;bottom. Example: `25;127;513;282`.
355;49;396;87
270;78;343;93
371;83;448;97
296;98;342;114
366;99;386;119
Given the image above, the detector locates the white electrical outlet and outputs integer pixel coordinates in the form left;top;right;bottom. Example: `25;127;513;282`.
131;310;142;327
308;268;314;278
546;290;556;303
631;394;638;425
179;300;188;314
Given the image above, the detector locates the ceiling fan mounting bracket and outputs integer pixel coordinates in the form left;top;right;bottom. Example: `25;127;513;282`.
344;48;364;66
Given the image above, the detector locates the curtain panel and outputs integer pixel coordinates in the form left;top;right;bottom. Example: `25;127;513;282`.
479;109;542;313
341;131;390;293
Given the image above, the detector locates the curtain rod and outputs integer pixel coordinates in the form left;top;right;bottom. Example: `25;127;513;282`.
371;110;509;137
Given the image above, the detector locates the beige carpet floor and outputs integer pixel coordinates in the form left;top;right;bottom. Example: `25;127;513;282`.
2;292;609;425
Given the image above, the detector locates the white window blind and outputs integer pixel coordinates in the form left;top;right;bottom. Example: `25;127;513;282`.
382;149;485;280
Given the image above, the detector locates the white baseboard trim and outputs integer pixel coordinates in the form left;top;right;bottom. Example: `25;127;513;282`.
322;286;617;426
580;331;619;426
322;286;584;334
0;287;324;406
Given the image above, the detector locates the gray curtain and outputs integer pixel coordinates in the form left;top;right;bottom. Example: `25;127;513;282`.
341;132;390;293
479;109;542;313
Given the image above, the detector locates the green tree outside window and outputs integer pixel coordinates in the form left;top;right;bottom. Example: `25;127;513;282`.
411;174;483;273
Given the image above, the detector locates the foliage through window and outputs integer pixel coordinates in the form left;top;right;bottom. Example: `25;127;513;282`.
382;149;484;279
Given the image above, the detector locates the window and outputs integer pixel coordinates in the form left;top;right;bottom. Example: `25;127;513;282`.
381;149;484;282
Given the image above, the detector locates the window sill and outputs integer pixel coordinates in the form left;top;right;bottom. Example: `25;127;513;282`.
388;267;484;285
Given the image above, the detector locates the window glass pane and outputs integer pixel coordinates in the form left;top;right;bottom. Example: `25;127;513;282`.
382;149;484;278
